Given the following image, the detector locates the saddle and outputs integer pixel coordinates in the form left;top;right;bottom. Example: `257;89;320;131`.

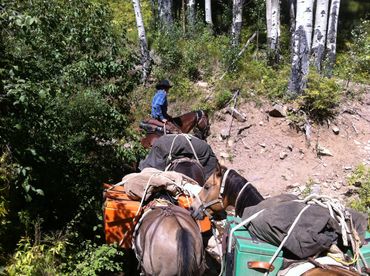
140;118;182;134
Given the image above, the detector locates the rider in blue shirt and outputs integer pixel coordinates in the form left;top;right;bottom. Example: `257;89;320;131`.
151;80;180;133
151;80;171;123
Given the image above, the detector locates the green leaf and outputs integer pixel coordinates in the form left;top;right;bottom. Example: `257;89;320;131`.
35;189;44;196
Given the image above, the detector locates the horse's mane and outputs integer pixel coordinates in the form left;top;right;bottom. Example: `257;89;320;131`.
222;168;264;217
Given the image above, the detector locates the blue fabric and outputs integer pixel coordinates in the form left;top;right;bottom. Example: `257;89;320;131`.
151;89;168;121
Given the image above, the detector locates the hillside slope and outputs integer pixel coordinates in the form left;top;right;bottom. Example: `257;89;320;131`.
207;87;370;202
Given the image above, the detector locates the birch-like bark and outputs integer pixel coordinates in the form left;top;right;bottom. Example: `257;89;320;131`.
132;0;150;82
266;0;280;64
158;0;173;27
231;0;243;46
288;0;314;96
187;0;195;26
205;0;213;25
325;0;341;77
311;0;329;72
289;0;296;35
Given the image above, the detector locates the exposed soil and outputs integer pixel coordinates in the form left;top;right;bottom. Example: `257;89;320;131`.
206;85;370;202
201;84;370;274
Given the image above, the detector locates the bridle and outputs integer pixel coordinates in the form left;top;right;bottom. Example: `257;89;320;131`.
192;167;226;220
194;168;251;219
195;110;210;139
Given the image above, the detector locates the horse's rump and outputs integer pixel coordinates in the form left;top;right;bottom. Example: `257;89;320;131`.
134;204;205;276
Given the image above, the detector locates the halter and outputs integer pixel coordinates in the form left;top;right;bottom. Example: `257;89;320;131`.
195;110;210;138
196;168;252;219
193;167;229;220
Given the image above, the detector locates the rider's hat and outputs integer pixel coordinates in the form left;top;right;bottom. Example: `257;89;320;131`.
156;79;173;89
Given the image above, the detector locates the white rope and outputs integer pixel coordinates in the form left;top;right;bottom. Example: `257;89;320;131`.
264;205;310;276
134;171;196;217
234;182;251;212
167;134;199;164
227;209;265;254
297;194;364;267
298;194;351;246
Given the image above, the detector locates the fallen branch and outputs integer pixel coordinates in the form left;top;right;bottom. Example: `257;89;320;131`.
220;31;257;80
225;90;240;139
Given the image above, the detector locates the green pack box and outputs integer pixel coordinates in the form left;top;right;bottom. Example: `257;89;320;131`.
224;216;283;276
224;216;370;276
362;232;370;263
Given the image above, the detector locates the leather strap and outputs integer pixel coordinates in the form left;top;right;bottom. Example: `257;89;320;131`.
248;261;275;272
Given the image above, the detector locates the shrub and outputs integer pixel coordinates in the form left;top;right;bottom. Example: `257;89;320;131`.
0;0;142;259
334;19;370;84
348;164;370;218
297;72;342;122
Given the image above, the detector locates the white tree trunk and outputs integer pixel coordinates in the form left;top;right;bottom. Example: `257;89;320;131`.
288;0;314;96
311;0;329;72
205;0;213;25
187;0;195;26
231;0;243;46
325;0;341;77
289;0;296;52
158;0;173;27
266;0;280;64
132;0;150;82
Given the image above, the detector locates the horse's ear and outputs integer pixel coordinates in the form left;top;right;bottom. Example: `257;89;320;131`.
215;162;223;178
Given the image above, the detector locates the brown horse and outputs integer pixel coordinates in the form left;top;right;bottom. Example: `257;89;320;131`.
190;166;364;276
190;165;264;220
132;159;213;276
141;110;210;148
133;203;205;276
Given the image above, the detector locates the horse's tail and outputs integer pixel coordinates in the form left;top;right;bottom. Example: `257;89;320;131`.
176;227;202;276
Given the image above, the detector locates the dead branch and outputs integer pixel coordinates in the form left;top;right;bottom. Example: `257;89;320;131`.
220;32;257;80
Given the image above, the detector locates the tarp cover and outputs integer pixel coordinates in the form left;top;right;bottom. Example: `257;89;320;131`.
242;194;368;259
123;167;200;201
138;134;218;180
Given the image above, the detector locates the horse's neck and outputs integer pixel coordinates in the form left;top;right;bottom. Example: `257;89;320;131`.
224;172;264;217
178;112;197;133
224;173;245;207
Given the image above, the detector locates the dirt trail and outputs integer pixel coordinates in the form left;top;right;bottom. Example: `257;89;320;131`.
207;89;370;201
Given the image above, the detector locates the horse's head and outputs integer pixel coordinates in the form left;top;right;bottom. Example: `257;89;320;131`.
190;166;264;219
193;110;211;140
190;162;226;220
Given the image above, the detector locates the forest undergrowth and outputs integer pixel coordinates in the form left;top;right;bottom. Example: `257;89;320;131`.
0;0;369;274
